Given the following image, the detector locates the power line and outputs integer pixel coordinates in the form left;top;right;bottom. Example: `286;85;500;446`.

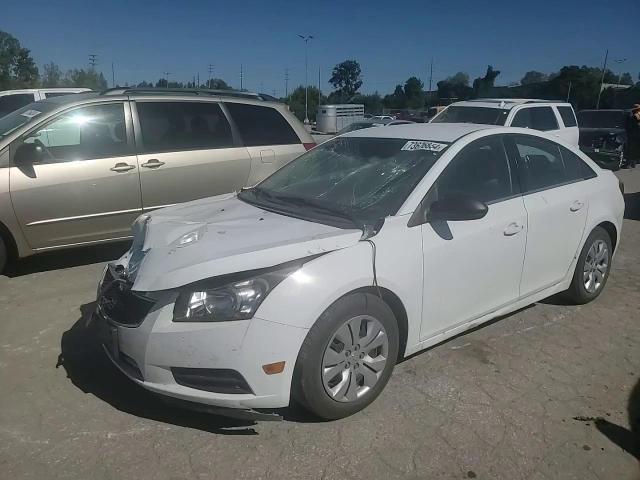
89;54;98;69
208;64;214;88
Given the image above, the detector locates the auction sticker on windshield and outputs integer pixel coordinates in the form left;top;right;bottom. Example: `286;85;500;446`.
401;140;448;152
20;110;41;118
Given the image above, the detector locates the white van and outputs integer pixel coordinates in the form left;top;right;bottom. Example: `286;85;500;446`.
0;88;91;117
431;99;579;146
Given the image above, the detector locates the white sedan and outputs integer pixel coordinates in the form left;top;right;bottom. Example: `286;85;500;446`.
95;123;624;420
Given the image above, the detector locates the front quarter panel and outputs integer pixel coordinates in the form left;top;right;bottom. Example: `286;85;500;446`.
255;215;423;356
0;148;32;258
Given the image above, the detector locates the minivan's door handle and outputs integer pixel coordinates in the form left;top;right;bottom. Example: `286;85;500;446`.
141;159;165;168
503;222;524;236
110;162;136;172
570;200;585;212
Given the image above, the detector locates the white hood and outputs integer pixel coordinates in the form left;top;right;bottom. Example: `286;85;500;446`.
126;193;363;291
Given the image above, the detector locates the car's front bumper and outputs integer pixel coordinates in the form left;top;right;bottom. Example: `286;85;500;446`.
580;147;623;170
95;286;309;411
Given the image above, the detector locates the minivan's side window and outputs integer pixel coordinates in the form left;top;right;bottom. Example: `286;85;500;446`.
0;94;36;117
20;103;129;163
136;101;233;153
225;103;299;147
560;145;597;181
513;135;566;191
433;135;515;204
557;106;577;127
512;107;559;131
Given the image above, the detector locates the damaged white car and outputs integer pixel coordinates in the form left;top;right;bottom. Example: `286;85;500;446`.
96;123;624;420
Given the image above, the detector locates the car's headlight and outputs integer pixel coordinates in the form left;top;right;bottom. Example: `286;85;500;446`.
173;268;296;322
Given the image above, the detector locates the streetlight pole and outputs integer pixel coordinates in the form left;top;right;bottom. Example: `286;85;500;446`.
298;34;314;125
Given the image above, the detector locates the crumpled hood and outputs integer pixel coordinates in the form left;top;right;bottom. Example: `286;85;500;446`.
126;193;363;291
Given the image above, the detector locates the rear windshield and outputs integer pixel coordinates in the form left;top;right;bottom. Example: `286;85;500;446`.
577;111;625;129
0;102;57;140
431;106;509;126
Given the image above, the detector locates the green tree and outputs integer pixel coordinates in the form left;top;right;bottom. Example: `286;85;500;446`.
619;72;633;85
329;60;363;101
0;31;39;89
404;76;425;110
473;65;501;98
65;69;108;90
41;62;63;87
383;85;407;109
446;72;470;86
437;72;473;101
351;93;384;114
287;85;326;122
521;70;548;85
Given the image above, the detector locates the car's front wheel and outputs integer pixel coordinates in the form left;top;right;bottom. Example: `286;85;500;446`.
566;226;613;304
293;292;399;420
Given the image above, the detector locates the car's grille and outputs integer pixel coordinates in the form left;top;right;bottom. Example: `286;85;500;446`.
97;267;155;327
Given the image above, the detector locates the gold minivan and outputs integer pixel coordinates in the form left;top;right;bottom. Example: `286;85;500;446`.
0;90;315;272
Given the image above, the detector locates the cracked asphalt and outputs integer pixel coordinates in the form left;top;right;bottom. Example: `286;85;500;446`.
1;170;639;480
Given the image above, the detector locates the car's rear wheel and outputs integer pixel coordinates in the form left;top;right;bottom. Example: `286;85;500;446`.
293;292;399;420
0;236;7;275
566;226;612;304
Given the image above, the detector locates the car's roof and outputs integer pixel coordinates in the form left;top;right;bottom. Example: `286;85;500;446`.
343;122;500;142
450;98;571;109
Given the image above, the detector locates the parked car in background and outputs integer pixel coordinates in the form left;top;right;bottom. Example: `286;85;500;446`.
0;88;91;117
431;99;579;146
577;109;627;170
95;123;623;420
0;89;314;272
337;119;413;135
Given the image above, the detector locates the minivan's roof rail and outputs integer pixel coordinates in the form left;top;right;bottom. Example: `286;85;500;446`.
466;98;564;105
100;88;272;101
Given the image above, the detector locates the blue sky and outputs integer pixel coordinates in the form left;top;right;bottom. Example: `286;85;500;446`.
2;0;638;95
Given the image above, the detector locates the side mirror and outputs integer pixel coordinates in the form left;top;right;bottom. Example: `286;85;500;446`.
428;194;488;222
14;142;44;166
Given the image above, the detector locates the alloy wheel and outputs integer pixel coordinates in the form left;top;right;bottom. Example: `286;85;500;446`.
583;239;609;293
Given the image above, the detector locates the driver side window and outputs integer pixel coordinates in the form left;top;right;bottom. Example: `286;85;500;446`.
432;135;515;205
20;103;130;163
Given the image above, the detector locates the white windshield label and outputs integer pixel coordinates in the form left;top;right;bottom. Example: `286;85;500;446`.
20;109;41;118
401;140;447;152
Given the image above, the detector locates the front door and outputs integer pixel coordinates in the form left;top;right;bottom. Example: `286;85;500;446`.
9;102;142;249
133;100;251;210
420;135;527;340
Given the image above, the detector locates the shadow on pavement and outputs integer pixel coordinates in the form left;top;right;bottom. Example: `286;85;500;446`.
57;302;321;434
594;378;640;460
624;192;640;221
6;241;130;278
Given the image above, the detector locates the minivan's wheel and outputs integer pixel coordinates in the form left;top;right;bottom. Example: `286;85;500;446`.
293;292;399;420
0;236;7;275
566;227;612;304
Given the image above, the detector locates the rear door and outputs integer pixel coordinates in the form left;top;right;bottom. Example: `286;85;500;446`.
133;100;251;210
555;105;579;146
506;134;591;295
510;106;563;140
224;102;307;186
9;101;142;249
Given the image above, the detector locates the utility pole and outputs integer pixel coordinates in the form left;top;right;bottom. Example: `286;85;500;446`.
566;81;572;102
197;72;200;87
240;64;243;90
318;66;321;106
89;54;98;70
260;81;264;92
298;34;314;124
163;72;171;87
208;64;214;89
428;57;434;107
596;49;608;109
285;68;289;98
111;62;115;87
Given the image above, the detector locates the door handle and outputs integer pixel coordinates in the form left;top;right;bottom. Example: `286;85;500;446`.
570;201;585;212
110;162;136;172
503;222;524;236
141;159;165;168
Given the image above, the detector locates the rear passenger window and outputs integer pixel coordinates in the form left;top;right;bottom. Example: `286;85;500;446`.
511;109;532;129
0;94;36;117
226;103;299;147
530;107;558;131
514;135;566;191
434;136;515;204
557;106;577;127
561;146;597;181
137;101;233;153
43;92;74;98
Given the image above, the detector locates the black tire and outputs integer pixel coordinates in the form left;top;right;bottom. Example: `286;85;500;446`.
0;236;6;275
293;292;399;420
565;226;613;304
